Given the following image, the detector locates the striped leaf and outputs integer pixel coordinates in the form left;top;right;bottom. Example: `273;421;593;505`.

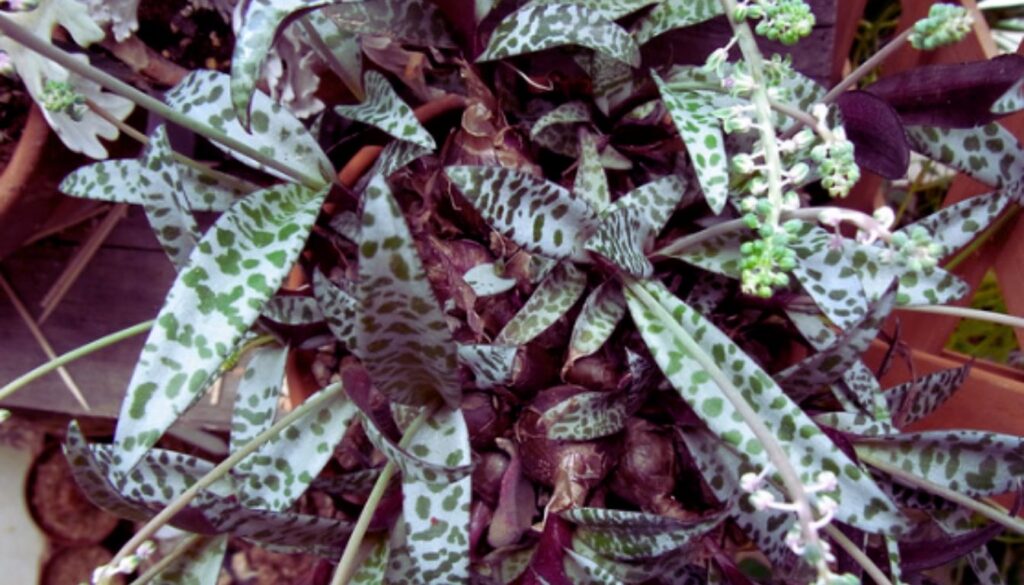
335;71;436;149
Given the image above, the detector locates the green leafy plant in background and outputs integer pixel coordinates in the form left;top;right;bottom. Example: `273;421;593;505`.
0;0;1023;584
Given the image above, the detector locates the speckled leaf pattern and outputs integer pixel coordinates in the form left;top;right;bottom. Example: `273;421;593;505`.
323;0;456;47
606;175;687;237
632;0;724;45
497;260;587;345
814;412;899;437
60;126;200;270
356;175;461;408
586;203;653;277
846;240;968;306
992;77;1024;114
857;431;1024;497
458;343;518;389
903;190;1010;254
230;344;288;452
567;281;626;368
351;537;389;583
335;71;435;149
392;406;473;583
370;139;432;180
563;508;722;561
463;263;517;297
299;9;364;95
446;166;595;260
526;0;660;21
478;4;641;66
541;389;631;440
311;468;381;495
261;295;325;325
360;413;473;484
234;389;357;511
64;423;153;522
230;0;334;128
313;268;358;351
906;124;1024;189
775;283;895;400
665;228;745;277
576;50;636;115
685;270;732;315
574;130;611;211
165;70;333;185
625;280;909;534
885;365;971;425
789;223;869;329
654;74;728;214
564;546;643;585
113;182;329;475
153;535;228;585
531;101;592;157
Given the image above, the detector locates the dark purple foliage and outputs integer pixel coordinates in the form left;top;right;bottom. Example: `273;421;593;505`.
836;90;910;179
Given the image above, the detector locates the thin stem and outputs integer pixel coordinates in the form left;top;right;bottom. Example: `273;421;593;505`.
622;276;828;576
898;304;1024;330
0;320;154;403
0;12;327;190
330;405;436;585
107;381;347;573
821;27;914;105
821;525;893;585
859;453;1024;536
86;100;259;194
128;534;208;585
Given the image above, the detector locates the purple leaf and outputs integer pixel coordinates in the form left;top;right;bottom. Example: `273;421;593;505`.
513;515;574;585
836;90;910;179
488;438;537;548
866;55;1024;128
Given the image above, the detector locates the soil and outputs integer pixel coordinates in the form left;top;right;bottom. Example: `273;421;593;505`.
0;77;29;169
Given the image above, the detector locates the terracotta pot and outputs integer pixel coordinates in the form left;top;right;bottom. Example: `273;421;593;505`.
0;104;48;222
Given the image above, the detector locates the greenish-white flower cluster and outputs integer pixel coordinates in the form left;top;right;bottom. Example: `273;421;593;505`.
40;78;86;120
734;0;816;45
909;3;974;50
88;541;155;585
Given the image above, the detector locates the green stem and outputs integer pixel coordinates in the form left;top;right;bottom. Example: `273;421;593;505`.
0;320;154;404
0;12;327;190
821;525;893;585
859;453;1024;536
898;304;1024;329
944;205;1021;272
622;276;829;577
330;405;436;585
821;27;914;105
127;534;208;585
106;381;347;575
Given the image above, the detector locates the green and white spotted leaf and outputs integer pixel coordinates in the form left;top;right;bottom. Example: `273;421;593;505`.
905;124;1024;188
60;125;200;270
230;0;335;128
313;268;358;351
165;70;333;185
566;281;626;368
789;223;868;329
625;279;909;534
531;101;592;157
606;175;688;237
885;364;971;426
526;0;660;21
586;203;653;277
902;190;1011;255
565;540;663;584
463;263;517;297
654;73;728;214
351;537;389;584
664;227;745;278
478;4;641;66
576;50;637;115
64;423;153;522
497;260;588;345
335;71;435;149
446;166;595;260
632;0;724;46
774;282;896;400
261;295;325;325
230;344;288;452
392;405;472;582
458;343;519;389
113;182;329;474
296;9;364;100
356;174;461;408
992;77;1024;115
234;387;357;511
324;0;456;47
814;412;899;437
574;130;611;211
857;430;1024;497
541;389;631;440
562;508;723;560
152;535;228;585
368;139;432;181
846;239;968;306
360;412;473;484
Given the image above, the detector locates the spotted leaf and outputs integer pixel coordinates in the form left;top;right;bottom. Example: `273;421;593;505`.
311;468;382;495
857;431;1024;497
885;364;971;426
632;0;724;45
846;240;969;306
229;344;288;452
230;0;335;128
112;182;329;474
458;343;519;389
447;165;595;260
563;508;723;561
905;124;1024;189
902;190;1011;255
789;223;869;329
479;4;640;66
463;262;517;297
531;101;592;157
298;9;364;99
625;279;909;534
356;175;460;408
60;125;201;270
526;0;660;21
814;412;900;437
313;268;358;351
352;537;390;583
64;423;152;522
165;70;333;186
574;130;611;211
606;175;688;236
564;545;645;585
654;74;728;214
261;295;325;325
369;139;432;181
541;389;631;440
992;77;1024;115
152;535;228;585
576;50;637;115
497;260;587;345
335;71;435;149
360;412;473;484
664;227;745;277
323;0;456;47
566;280;626;369
587;204;653;277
